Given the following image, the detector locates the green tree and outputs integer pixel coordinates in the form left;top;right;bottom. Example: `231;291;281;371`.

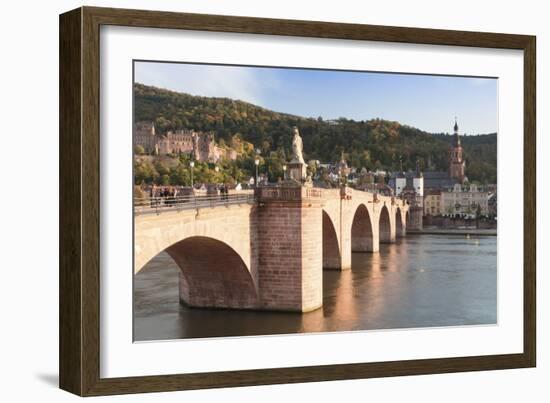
154;160;170;176
134;160;157;184
170;164;190;186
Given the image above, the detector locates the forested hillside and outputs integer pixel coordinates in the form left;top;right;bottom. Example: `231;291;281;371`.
134;83;497;184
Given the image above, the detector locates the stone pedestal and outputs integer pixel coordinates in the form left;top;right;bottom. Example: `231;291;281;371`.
288;160;307;182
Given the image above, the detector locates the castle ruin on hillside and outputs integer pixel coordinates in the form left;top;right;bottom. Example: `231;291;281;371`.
134;121;236;162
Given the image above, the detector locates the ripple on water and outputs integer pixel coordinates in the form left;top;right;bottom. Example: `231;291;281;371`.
133;234;497;341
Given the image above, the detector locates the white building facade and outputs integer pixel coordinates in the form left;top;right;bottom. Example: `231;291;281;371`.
441;183;489;217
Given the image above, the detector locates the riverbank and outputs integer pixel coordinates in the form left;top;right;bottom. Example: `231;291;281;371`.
407;228;497;236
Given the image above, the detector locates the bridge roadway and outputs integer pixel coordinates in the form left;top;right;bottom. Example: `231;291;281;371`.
134;186;409;312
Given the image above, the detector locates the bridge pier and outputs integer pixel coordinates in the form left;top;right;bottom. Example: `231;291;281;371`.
407;206;424;231
256;186;324;312
396;210;406;237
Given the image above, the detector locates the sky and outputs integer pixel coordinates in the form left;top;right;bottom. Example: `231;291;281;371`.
134;61;498;135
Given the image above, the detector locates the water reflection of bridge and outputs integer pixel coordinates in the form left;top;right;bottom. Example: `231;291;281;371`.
134;186;409;312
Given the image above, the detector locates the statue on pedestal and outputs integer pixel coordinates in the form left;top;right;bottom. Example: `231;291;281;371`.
291;126;305;164
288;126;307;182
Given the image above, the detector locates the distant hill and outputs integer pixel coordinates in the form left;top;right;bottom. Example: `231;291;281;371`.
134;83;497;184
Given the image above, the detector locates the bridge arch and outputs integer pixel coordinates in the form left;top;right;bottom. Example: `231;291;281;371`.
351;204;375;252
163;236;259;309
379;205;392;243
134;206;255;276
322;210;341;269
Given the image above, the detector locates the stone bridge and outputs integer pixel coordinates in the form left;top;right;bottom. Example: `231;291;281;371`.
134;186;409;313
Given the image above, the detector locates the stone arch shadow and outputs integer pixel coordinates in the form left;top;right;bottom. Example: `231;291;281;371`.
351;203;375;252
154;236;260;309
395;207;404;237
379;204;392;243
322;210;341;269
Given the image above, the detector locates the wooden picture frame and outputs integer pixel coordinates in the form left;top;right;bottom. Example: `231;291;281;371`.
59;6;536;396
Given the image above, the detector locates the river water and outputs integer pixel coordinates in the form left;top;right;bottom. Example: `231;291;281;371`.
133;234;496;341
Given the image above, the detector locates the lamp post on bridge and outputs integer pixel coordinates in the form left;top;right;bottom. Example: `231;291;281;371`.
189;160;195;189
255;158;260;187
283;164;287;181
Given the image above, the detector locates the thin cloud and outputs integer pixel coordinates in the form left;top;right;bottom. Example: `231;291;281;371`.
134;62;274;105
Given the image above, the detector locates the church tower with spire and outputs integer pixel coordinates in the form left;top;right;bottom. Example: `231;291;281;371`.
449;118;466;183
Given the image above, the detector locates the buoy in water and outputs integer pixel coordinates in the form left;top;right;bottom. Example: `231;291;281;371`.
465;233;471;239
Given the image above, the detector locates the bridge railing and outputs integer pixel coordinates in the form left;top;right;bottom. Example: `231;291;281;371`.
134;193;256;215
256;186;323;201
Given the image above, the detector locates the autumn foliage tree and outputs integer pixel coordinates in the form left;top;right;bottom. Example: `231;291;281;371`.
134;83;497;184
